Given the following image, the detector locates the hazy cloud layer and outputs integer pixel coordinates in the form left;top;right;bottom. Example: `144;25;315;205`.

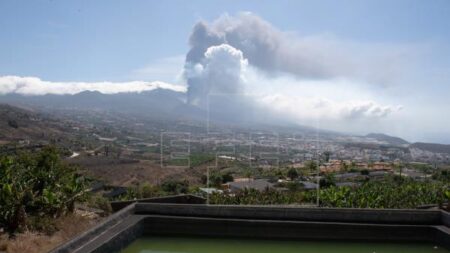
259;94;402;121
0;75;186;95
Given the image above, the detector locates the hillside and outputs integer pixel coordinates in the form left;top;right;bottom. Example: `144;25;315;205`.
0;89;186;120
0;104;59;142
366;133;409;146
410;142;450;154
0;89;301;127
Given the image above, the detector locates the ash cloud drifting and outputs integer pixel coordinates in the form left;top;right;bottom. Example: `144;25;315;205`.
183;12;403;123
188;12;416;82
185;12;339;81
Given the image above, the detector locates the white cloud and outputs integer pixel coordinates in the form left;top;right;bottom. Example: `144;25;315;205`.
0;75;186;95
259;94;401;121
185;44;248;106
247;71;403;124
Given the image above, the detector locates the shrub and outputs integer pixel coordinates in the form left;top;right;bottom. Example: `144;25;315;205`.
221;173;234;183
161;180;189;194
88;195;112;215
319;174;336;188
287;168;299;180
0;146;86;234
7;120;18;129
27;216;58;235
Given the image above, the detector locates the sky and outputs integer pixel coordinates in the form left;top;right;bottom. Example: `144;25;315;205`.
1;0;450;143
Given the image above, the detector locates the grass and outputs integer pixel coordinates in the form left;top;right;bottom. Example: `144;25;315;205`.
0;212;101;253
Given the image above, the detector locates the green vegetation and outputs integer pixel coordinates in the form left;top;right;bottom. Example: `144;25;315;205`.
319;174;336;188
0;146;86;234
304;160;318;172
287;168;299;180
161;180;189;194
209;176;448;209
408;162;435;174
116;180;191;201
87;195;112;214
210;188;305;205
166;153;215;167
201;172;234;187
433;169;450;183
309;176;447;208
190;153;216;167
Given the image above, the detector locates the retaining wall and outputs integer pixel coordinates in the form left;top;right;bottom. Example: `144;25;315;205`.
50;204;450;253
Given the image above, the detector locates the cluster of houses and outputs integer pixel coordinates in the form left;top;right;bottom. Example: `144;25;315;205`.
319;160;394;173
198;160;432;196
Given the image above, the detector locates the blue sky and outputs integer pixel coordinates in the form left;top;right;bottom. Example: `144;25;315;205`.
1;0;450;143
1;0;449;81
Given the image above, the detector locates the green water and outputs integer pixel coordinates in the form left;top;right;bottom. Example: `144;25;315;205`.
121;236;449;253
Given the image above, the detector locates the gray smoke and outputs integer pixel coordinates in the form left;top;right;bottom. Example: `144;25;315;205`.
186;13;317;76
185;12;344;105
184;12;412;106
182;13;349;125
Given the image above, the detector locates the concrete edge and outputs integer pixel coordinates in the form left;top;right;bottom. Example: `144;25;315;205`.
134;203;443;225
49;203;136;253
110;194;206;212
81;215;145;253
441;210;450;227
49;203;450;253
68;214;450;253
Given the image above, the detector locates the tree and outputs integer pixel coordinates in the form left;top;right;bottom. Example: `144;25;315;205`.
286;182;301;192
208;173;223;188
360;169;369;175
287;168;299;180
161;180;189;194
323;151;331;162
7;120;18;129
304;161;318;173
221;173;234;183
319;174;336;188
340;160;349;172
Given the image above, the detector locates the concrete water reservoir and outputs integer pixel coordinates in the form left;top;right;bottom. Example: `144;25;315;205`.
50;203;450;252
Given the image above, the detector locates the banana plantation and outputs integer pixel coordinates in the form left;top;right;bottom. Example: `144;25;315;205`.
210;177;449;209
0;147;86;234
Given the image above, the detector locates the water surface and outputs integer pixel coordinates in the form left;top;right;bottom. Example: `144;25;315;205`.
121;236;448;253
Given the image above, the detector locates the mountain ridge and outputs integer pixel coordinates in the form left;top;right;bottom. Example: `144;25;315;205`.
1;91;448;147
365;133;410;146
